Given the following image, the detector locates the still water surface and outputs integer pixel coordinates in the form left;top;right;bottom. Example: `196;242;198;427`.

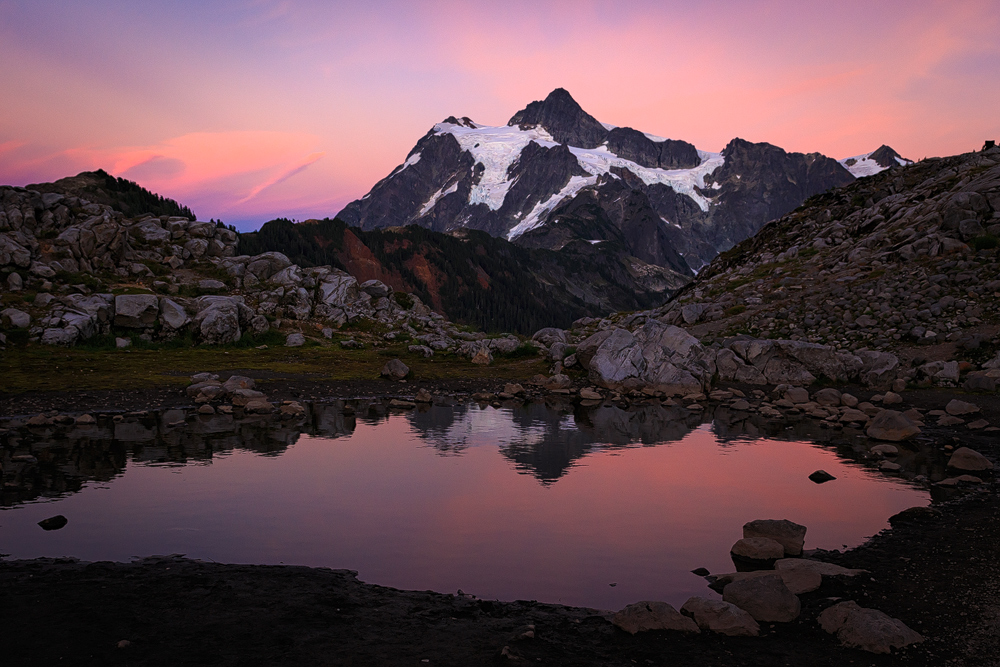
1;401;928;609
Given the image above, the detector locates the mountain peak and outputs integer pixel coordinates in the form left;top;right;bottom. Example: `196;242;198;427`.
507;88;608;149
867;145;906;168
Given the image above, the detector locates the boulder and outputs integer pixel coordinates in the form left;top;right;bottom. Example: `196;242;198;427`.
115;337;131;349
774;558;866;578
230;388;265;407
159;298;190;330
359;279;391;299
870;444;898;456
947;447;994;471
574;329;615;370
730;537;785;564
244;399;274;414
785;387;809;404
588;329;645;387
866;410;920;441
285;333;306;347
945;399;980;416
222;375;255;393
712;567;821;595
1;307;30;329
193;296;246;345
381;358;409;380
471;347;493;365
680;597;760;637
532;327;568;347
818;601;923;654
611;601;699;635
7;272;23;291
318;271;360;306
722;573;801;622
114;294;159;328
743;519;807;557
813;387;843;407
414;388;433;403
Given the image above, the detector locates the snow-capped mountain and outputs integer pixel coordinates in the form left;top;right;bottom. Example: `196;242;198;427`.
839;145;913;178
337;89;906;275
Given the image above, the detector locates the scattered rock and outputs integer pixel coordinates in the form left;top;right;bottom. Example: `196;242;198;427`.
38;515;68;531
680;597;760;637
611;601;700;635
115;337;131;349
471;348;493;365
818;601;923;653
866;410;920;441
389;399;416;409
244;399;274;414
414;388;433;403
285;333;306;347
808;470;836;484
75;414;96;425
870;444;898;457
947;447;994;471
381;359;410;380
945;399;980;416
198;405;215;415
722;573;801;622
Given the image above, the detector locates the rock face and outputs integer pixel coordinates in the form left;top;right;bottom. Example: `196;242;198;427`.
584;323;715;394
680;597;760;637
722;573;801;622
866;410;921;441
743;519;807;557
611;601;699;635
818;601;923;653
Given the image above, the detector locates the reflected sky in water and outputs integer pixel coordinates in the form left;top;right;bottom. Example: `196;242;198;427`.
0;401;929;609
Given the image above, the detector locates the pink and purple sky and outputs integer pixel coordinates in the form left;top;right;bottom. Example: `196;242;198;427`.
1;0;998;231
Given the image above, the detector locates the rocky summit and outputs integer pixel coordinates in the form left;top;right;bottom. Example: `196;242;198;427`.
336;88;900;284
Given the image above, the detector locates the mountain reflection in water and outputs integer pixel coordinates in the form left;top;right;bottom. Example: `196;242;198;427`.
1;399;932;609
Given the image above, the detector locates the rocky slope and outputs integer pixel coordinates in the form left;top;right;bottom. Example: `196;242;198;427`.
237;216;688;334
337;88;896;275
0;185;526;356
520;144;999;401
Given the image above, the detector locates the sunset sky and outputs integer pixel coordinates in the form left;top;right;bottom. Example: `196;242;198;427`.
1;0;998;230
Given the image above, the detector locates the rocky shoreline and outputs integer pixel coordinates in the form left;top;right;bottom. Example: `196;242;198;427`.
2;374;998;665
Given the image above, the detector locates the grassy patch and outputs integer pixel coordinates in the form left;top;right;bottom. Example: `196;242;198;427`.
724;304;747;317
0;340;548;394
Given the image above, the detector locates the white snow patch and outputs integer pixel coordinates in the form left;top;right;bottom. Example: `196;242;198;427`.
661;215;682;230
419;181;459;216
426;120;726;235
587;239;604;245
839;151;913;178
398;152;421;172
600;122;618;131
434;122;556;210
506;175;598;240
643;132;668;142
569;147;724;212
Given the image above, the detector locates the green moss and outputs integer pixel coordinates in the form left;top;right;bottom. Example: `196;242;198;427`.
724;304;747;317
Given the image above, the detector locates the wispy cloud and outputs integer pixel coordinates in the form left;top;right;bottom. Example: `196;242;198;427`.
236;151;325;205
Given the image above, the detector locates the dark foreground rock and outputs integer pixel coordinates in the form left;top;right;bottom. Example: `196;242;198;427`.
2;484;999;666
